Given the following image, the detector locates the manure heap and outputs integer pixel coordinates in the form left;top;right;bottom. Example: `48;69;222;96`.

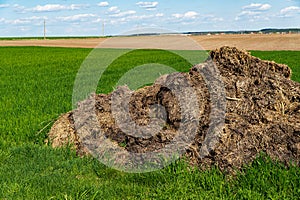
48;46;300;171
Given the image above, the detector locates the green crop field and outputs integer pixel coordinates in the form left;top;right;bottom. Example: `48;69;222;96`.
0;47;299;199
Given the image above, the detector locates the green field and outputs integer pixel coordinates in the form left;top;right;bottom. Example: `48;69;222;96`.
0;47;299;199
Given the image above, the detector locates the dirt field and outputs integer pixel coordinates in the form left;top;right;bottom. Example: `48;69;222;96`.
190;34;300;50
0;34;299;50
0;38;107;49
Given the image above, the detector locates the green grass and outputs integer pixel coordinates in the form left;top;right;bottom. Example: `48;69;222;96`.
0;47;299;199
251;50;300;81
96;49;206;93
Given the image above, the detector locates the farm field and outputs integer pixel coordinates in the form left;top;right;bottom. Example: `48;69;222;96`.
0;47;299;199
0;34;300;50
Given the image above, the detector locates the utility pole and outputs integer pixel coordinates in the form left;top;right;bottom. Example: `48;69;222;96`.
102;21;105;37
43;19;46;40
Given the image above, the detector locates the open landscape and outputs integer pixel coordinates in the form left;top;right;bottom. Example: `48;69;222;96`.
1;0;300;199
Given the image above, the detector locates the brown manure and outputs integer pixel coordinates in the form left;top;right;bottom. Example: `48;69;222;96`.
48;46;300;172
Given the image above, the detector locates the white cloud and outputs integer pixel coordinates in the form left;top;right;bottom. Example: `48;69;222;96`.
136;1;158;10
172;14;182;18
3;16;49;26
236;3;271;21
239;10;260;17
57;14;97;22
0;4;9;8
108;6;120;13
105;12;163;26
98;2;109;7
235;11;258;21
242;3;271;11
92;18;103;23
32;4;67;12
203;15;224;22
185;11;199;19
172;11;199;19
31;4;87;12
235;10;270;21
12;4;26;13
26;16;48;20
126;15;153;20
110;10;136;18
280;6;300;17
127;13;163;20
156;13;164;17
10;19;31;25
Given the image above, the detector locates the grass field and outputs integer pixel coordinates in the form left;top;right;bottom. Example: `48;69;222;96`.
0;47;299;199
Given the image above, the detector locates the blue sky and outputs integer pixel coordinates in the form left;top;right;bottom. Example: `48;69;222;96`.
0;0;299;36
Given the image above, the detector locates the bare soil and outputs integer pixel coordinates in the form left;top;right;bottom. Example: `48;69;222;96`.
1;34;300;50
190;34;300;51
